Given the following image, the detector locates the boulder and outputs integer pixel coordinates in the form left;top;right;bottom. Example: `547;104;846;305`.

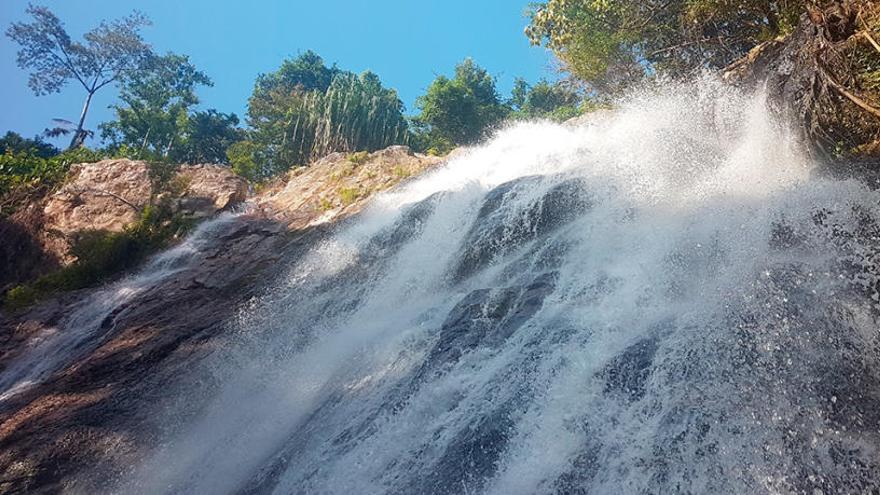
40;160;248;264
175;163;249;217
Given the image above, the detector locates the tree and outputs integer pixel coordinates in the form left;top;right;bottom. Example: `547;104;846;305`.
525;0;807;94
246;51;409;179
100;53;212;160
511;78;530;111
414;58;510;151
226;140;261;181
511;79;582;122
176;110;243;164
253;50;338;96
7;5;152;149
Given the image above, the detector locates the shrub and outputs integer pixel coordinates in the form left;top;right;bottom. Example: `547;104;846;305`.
338;187;360;205
0;147;103;216
347;151;370;165
3;202;193;311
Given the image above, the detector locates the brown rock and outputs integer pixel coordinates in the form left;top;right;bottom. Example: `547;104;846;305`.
176;164;249;216
43;160;151;241
37;160;248;265
257;145;443;230
0;145;450;492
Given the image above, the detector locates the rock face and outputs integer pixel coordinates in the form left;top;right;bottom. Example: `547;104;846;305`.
42;160;153;238
175;163;251;218
258;145;442;229
0;214;303;494
0;145;449;493
42;160;249;263
0;160;249;292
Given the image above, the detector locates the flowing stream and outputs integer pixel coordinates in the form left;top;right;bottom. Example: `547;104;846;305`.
121;81;880;494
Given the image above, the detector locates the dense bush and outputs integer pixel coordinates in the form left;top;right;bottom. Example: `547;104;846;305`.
0;131;58;158
413;58;509;153
526;0;808;94
510;78;583;122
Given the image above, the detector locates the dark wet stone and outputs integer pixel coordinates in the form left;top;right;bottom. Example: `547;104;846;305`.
600;338;658;401
417;405;515;495
451;176;591;282
424;272;557;377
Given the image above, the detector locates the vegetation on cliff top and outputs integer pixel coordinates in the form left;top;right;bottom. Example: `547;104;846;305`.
525;0;808;94
5;6;589;185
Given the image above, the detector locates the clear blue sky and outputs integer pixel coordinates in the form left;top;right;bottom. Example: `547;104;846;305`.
0;0;556;147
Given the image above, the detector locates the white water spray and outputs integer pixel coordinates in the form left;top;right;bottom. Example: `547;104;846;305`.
125;80;880;494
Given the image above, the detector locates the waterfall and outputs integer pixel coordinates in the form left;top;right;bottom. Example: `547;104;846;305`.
124;80;880;494
0;213;242;404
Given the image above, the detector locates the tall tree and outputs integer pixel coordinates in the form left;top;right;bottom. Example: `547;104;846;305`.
415;58;509;151
246;51;408;178
100;53;212;160
176;110;243;164
6;5;152;149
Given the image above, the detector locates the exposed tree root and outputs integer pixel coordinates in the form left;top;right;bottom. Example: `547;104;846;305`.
723;0;880;164
819;61;880;119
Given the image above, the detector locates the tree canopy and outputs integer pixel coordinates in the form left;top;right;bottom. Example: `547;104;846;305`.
100;53;212;159
510;78;582;121
243;51;409;180
526;0;807;93
7;5;152;149
0;131;58;159
414;58;510;152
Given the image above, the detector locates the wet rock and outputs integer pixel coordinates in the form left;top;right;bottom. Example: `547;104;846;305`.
452;176;591;282
600;338;658;401
0;213;302;493
418;405;515;495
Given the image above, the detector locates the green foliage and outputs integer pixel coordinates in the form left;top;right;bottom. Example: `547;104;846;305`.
100;53;211;160
414;58;509;151
3;203;192;311
245;51;409;180
6;5;152;148
0;147;102;216
99;53;243;165
510;79;583;122
0;131;58;158
393;165;412;179
146;160;180;195
338;187;360;205
226;140;261;182
526;0;808;93
318;196;334;211
176;110;243;164
347;151;370;165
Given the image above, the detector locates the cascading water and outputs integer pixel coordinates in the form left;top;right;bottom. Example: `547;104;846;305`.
0;213;241;404
123;80;880;494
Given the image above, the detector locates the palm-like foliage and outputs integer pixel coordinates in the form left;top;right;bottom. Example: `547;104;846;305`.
244;52;409;180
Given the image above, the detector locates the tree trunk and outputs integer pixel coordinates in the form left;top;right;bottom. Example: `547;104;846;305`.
69;91;94;150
